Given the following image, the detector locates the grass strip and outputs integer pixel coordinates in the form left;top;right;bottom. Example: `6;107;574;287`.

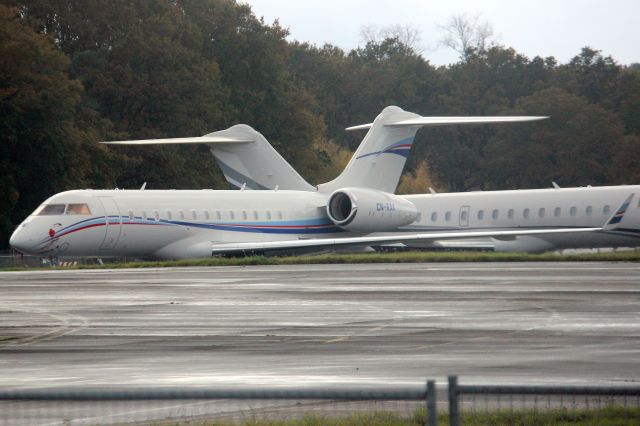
159;406;640;425
2;250;639;271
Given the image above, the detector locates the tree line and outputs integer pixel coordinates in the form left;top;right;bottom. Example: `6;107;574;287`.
1;0;639;248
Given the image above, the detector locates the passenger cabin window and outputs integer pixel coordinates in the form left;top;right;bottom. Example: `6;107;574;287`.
253;211;258;220
229;211;235;220
129;211;134;220
523;208;530;219
460;211;468;221
154;211;159;221
242;211;247;220
538;208;545;218
477;210;484;220
492;209;498;220
554;207;561;217
34;204;66;216
603;205;611;215
179;210;185;220
431;212;438;222
205;211;210;220
266;211;272;220
215;210;221;220
586;206;593;216
570;207;577;217
142;211;147;220
66;203;92;215
166;211;172;220
277;211;283;220
508;209;514;219
192;210;197;220
445;211;451;221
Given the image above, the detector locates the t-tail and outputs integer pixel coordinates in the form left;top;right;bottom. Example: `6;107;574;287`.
318;106;548;194
318;106;421;194
101;125;315;191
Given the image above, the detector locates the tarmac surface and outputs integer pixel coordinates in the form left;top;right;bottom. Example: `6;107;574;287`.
0;262;639;423
2;261;639;388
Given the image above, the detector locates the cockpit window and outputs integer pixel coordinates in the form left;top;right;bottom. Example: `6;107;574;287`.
66;203;92;215
34;204;66;215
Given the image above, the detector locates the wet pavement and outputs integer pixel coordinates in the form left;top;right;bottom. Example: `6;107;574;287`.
1;262;639;390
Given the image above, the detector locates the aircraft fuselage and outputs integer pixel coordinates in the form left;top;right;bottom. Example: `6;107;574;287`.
9;185;640;258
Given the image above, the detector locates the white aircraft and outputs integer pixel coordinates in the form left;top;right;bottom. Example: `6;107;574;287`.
9;106;640;259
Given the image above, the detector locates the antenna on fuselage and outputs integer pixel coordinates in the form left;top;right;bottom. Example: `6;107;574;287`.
552;182;560;189
140;182;147;190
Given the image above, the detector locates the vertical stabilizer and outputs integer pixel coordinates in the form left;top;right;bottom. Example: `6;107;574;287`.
206;125;315;191
317;106;421;194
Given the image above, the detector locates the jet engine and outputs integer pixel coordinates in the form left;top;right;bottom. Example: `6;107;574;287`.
326;187;418;232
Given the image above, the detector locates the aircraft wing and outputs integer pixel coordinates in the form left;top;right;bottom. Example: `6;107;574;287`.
210;227;602;254
211;195;633;254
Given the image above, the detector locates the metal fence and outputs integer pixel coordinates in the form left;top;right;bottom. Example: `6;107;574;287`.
448;375;640;426
0;382;436;426
2;378;639;425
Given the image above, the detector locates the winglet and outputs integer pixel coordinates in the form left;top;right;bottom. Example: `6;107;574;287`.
604;194;634;229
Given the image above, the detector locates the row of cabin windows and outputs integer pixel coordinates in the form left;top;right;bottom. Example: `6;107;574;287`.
127;209;284;222
428;205;613;223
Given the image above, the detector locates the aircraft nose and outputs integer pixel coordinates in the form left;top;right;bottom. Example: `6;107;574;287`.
9;226;34;254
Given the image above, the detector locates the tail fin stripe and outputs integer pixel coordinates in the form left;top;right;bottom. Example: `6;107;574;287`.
356;137;415;160
606;194;634;226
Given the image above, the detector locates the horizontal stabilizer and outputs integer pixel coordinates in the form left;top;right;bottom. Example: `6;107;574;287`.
101;136;252;145
346;116;548;131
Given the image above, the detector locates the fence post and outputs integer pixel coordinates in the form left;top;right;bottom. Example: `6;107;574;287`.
448;375;460;426
427;379;437;426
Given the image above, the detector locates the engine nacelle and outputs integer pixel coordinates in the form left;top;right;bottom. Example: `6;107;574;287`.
326;187;418;232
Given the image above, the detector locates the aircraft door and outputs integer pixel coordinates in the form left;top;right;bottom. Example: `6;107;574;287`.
459;205;470;227
97;197;122;250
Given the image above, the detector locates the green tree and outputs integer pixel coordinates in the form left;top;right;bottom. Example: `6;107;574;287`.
558;47;621;109
610;134;640;184
15;0;230;189
616;66;640;134
181;0;325;178
0;5;101;247
483;88;625;188
423;47;555;191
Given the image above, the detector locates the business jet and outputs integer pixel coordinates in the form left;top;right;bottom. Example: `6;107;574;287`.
9;106;640;259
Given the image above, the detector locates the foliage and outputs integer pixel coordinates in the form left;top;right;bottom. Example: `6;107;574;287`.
1;0;639;248
397;161;433;194
484;87;625;188
0;4;103;246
